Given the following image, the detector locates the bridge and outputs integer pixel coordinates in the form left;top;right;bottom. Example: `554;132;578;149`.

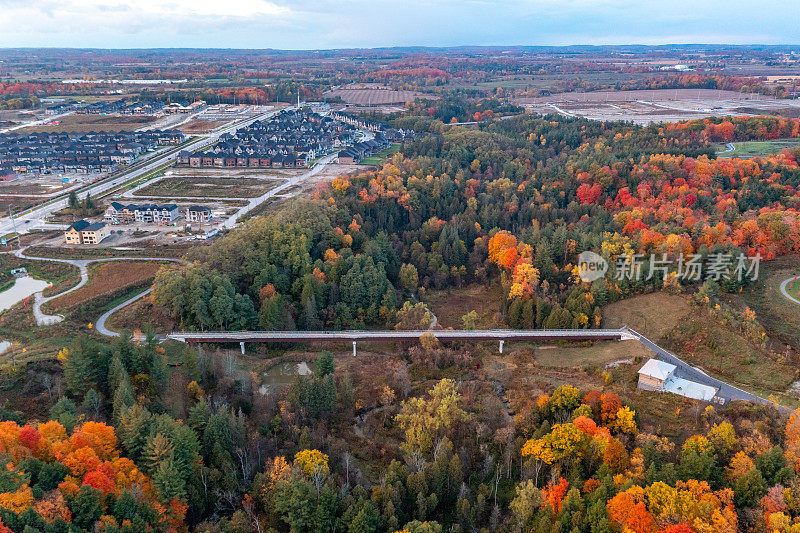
167;328;637;355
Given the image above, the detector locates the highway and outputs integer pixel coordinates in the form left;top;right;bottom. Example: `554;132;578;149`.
0;106;286;238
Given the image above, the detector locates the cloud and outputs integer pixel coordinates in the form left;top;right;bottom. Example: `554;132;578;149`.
0;0;794;48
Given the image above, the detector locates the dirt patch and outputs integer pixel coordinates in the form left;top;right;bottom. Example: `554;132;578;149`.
423;282;506;329
49;261;162;309
106;294;177;334
18;114;156;133
178;118;230;134
602;292;691;341
134;176;280;198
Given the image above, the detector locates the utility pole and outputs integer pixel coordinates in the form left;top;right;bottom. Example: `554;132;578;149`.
8;204;19;249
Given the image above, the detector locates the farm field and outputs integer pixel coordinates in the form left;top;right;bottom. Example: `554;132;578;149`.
18;114;157;133
324;86;430;105
133;175;281;198
716;138;800;158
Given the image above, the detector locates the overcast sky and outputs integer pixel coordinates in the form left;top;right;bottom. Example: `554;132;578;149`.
0;0;796;49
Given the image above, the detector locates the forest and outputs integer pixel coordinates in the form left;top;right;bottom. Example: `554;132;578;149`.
4;92;800;531
153;113;800;332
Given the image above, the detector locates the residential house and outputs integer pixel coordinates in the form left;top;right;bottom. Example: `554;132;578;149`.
186;205;212;223
64;220;110;245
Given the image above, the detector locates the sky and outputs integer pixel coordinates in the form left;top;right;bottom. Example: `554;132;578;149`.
0;0;797;49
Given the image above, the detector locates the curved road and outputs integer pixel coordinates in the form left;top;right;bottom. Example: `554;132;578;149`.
780;277;800;305
716;142;736;156
95;288;153;337
12;247;180;329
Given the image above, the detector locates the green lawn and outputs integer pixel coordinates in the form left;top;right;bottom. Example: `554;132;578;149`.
717;139;800;158
787;280;800;301
359;144;401;166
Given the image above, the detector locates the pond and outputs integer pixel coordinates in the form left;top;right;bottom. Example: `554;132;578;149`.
259;361;312;395
0;276;50;313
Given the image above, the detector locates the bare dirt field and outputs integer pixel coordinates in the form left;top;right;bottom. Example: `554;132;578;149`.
0;109;46;129
516;89;800;124
0;175;81;197
178;118;230;134
0;196;41;214
18;114;157;133
133;175;281;198
324;86;431;106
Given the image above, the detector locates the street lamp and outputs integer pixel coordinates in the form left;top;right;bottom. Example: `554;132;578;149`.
7;204;19;249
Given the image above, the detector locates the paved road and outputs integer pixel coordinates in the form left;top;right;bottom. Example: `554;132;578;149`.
222;152;338;229
780;277;800;305
627;328;780;408
716;142;736;155
95;288;152;337
11;247;181;327
168;328;635;343
0;107;286;237
0;110;76;134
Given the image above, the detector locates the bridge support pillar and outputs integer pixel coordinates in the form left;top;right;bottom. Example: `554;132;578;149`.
240;341;245;355
352;341;357;357
499;340;504;354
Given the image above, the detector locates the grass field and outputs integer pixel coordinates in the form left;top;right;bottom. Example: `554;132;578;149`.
19;114;156;133
786;280;800;299
134;175;280;198
106;294;177;335
24;244;192;260
602;292;691;340
716;139;800;158
360;144;401;166
734;254;800;351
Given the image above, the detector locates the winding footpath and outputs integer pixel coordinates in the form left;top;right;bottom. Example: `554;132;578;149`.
11;247;181;332
780;277;800;306
95;288;153;337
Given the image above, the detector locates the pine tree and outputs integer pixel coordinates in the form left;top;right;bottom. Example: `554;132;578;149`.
144;433;175;474
152;455;186;503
